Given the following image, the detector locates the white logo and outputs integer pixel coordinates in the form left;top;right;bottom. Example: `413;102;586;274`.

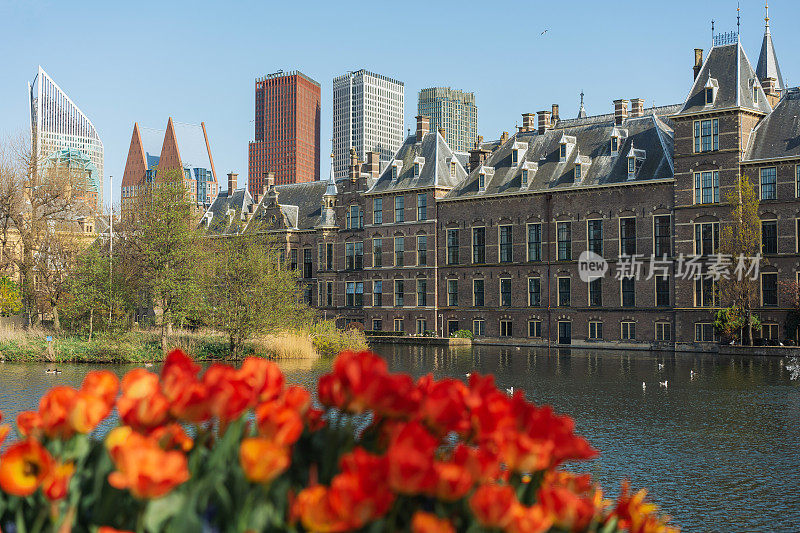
578;251;608;283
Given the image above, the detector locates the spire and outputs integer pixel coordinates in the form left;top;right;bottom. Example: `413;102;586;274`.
577;91;587;118
756;1;784;90
324;152;337;197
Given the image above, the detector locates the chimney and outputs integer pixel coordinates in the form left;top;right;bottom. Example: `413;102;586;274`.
266;171;275;191
613;99;629;125
630;98;645;117
469;135;490;172
551;104;560;123
500;131;509;145
348;147;359;181
438;126;446;140
415;115;430;141
521;113;535;132
693;49;703;80
227;172;237;195
537;111;552;134
364;151;380;178
762;78;780;106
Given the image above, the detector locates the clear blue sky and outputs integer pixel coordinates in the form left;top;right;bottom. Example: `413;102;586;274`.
1;0;796;210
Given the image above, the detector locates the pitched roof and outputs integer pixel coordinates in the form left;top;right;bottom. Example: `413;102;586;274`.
367;131;468;193
244;181;328;233
444;112;674;200
202;188;254;235
678;42;772;115
744;88;800;161
756;21;784;90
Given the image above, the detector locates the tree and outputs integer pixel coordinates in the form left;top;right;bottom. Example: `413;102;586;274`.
69;245;111;340
718;174;762;345
0;276;22;316
202;234;308;358
118;174;201;351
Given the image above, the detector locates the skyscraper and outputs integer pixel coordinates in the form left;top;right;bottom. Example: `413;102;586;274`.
332;70;404;178
248;70;321;194
418;87;477;152
28;66;104;209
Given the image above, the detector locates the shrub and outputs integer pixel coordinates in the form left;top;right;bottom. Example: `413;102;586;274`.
452;329;474;339
0;350;677;532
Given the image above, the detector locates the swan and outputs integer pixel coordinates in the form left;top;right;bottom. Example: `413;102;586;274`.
659;380;668;388
642;382;646;390
658;363;664;370
506;386;515;396
465;372;472;378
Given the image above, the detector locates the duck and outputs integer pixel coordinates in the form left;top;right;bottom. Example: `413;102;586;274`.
144;362;153;368
642;382;646;390
690;370;696;379
465;372;472;378
45;368;55;374
506;386;515;396
659;380;668;388
658;363;664;370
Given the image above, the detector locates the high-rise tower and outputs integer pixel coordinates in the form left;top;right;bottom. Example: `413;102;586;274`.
417;87;477;152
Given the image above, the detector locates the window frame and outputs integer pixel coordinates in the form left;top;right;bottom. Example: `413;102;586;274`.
557;221;572;261
416;193;427;221
499;225;513;263
394;279;404;307
621;321;636;340
394;236;404;267
587;219;603;255
653;215;671;257
655;322;671;341
528;320;542;338
499;278;512;307
394;195;405;223
473;278;485;307
417;278;428;307
373;280;382;307
373;197;383;225
589;321;603;340
472;227;486;264
527;223;542;262
761;219;778;255
621;276;636;307
557;276;571;307
446;228;459;265
761;272;778;307
447;279;458;307
619;217;636;256
416;234;427;266
528;277;541;307
759;167;777;200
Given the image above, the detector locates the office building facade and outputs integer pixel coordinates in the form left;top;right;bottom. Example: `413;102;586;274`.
418;87;477;152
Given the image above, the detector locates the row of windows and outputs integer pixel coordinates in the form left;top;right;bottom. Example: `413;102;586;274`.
692;166;800;205
370;193;428;225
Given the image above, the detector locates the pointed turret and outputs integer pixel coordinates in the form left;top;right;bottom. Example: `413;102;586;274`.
317;153;337;229
756;3;784;99
577;91;587;118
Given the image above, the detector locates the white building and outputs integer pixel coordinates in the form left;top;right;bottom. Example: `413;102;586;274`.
418;87;477;153
332;70;404;178
28;66;104;210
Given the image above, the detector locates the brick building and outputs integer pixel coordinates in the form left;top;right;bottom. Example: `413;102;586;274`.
248;71;321;192
205;22;800;351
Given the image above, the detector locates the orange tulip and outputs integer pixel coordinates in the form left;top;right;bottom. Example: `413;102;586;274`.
610;481;678;533
81;370;119;405
293;485;349;533
38;386;78;439
160;350;210;423
327;448;394;528
469;484;518;529
70;390;113;434
255;400;304;447
239;437;290;484
149;423;194;453
238;357;285;403
387;421;437;495
0;424;9;447
203;364;251;424
508;503;553;533
117;369;170;430
98;527;135;533
16;410;43;439
411;512;456;533
107;432;189;499
0;439;55;496
42;461;75;501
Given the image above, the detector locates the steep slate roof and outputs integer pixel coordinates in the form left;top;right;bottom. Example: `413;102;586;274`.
756;21;784;90
202;188;254;235
744;88;800;161
244;181;328;233
367;131;468;193
678;42;772;115
445;112;674;200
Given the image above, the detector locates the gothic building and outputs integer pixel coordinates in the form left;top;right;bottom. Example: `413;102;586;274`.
204;20;800;351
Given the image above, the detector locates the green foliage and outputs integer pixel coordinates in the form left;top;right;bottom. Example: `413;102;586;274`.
364;330;404;337
0;276;21;316
453;329;474;339
307;320;368;357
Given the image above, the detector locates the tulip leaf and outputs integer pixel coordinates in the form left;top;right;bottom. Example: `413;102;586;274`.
143;492;185;533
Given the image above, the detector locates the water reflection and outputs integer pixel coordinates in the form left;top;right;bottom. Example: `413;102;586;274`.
0;346;798;532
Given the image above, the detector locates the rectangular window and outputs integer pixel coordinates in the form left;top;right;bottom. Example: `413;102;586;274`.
472;227;486;264
558;277;571;307
394;318;404;332
373;198;382;225
500;320;513;337
589;277;602;307
394;280;404;307
557;222;571;261
521;169;528;186
500;278;512;306
527;223;542;261
694;171;720;204
394;237;404;267
326;281;332;306
654;215;671;257
762;273;778;306
656;322;671;341
473;319;485;336
373;238;382;267
473;279;484;307
656;275;670;306
694;222;719;255
326;243;334;271
345;242;363;270
478;173;485;191
528;320;542;338
346;282;363;307
620;218;636;256
627;157;635;179
695;276;717;307
760;167;777;200
373;280;382;307
417;193;427;221
621;322;636;340
621;277;635;307
589;321;603;340
528;277;541;306
394;195;404;222
559;143;567;160
762;324;779;340
318;243;324;270
290;249;298;270
303;249;313;278
447;279;458;306
372;319;383;331
512;149;519;165
796;165;800;198
575;164;582;179
416;318;427;335
694;323;716;342
447;228;459;265
417;279;427;307
694;118;719;152
347;205;363;229
499;225;513;262
762;220;777;254
416;235;427;266
587;220;603;255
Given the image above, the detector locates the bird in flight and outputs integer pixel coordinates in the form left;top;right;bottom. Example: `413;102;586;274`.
541;29;549;35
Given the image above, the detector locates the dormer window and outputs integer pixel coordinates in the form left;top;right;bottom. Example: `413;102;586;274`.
521;169;528;186
391;165;398;180
627;156;635;179
611;136;618;154
413;162;420;177
575;164;582;179
450;161;456;177
559;143;567;161
512;148;519;165
704;77;718;105
705;87;714;104
753;85;759;104
478;172;486;191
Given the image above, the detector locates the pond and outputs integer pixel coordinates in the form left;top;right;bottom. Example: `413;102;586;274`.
0;344;798;532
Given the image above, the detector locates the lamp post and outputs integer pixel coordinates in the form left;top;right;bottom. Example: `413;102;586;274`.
108;175;113;327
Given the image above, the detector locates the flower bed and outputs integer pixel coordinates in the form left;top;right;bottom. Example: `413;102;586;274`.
0;350;676;532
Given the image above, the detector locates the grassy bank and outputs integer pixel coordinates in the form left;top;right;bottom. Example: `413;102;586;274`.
0;324;368;363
